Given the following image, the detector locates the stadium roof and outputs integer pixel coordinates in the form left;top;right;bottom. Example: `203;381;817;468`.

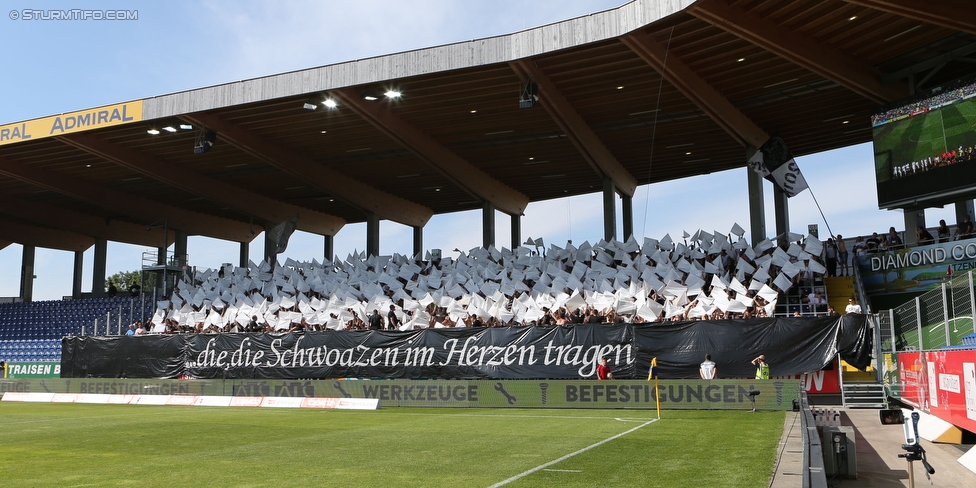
1;0;975;250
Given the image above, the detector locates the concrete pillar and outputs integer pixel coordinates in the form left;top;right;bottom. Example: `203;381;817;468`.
155;244;166;292
904;209;926;246
413;226;423;258
773;187;789;246
366;213;380;257
72;250;84;299
324;234;334;263
239;241;249;268
511;214;521;250
747;165;766;243
263;223;276;265
92;238;107;298
621;194;633;242
483;202;495;249
603;177;616;242
20;245;35;302
174;231;188;267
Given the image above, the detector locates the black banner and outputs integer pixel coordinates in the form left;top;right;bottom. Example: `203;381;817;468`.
61;316;869;380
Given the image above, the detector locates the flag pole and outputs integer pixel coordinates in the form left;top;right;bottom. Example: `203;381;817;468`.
648;357;661;419
806;187;835;239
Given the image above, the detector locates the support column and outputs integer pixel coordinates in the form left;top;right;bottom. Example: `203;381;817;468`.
72;250;84;299
747;165;766;243
511;214;521;250
155;244;166;292
92;238;107;298
324;234;334;264
366;213;380;257
263;223;276;265
413;226;423;258
621;194;633;242
483;202;495;249
239;241;249;268
174;231;188;267
773;187;789;246
904;209;925;246
20;245;35;302
603;177;616;242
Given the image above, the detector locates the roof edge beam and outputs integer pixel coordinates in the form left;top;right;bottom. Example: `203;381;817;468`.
58;133;345;236
844;0;976;36
689;0;909;104
621;31;769;149
185;113;433;228
0;195;173;248
511;60;638;196
331;88;529;216
0;155;255;242
0;216;95;252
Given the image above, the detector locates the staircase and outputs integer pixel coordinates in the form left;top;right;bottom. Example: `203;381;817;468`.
840;361;886;408
824;276;855;312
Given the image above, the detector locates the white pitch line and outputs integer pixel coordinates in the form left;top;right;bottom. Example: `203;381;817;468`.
543;469;582;473
486;418;659;488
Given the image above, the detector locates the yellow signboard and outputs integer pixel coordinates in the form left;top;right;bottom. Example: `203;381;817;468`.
0;100;143;146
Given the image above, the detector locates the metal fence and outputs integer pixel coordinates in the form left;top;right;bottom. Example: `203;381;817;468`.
82;296;154;336
878;270;976;355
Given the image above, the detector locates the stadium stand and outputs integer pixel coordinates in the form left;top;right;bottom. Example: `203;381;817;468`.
0;296;155;362
145;225;834;333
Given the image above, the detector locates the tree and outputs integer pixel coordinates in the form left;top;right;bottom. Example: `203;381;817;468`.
105;270;141;293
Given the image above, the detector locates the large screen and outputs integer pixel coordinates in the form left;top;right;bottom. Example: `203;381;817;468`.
872;78;976;209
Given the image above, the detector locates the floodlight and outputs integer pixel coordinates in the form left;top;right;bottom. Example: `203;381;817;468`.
384;90;401;99
146;129;160;135
323;99;337;108
162;126;177;133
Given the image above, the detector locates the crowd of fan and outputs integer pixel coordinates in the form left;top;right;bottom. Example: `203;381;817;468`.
141;225;833;334
851;216;976;257
871;82;976;126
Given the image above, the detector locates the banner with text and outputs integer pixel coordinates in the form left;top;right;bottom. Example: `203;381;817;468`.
0;101;143;146
0;378;799;410
856;240;976;295
889;350;976;434
3;362;62;378
61;318;870;380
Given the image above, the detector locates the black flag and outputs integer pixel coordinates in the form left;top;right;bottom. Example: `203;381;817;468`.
748;135;809;197
269;216;299;254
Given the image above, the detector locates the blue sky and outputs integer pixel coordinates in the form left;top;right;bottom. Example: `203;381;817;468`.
0;1;957;300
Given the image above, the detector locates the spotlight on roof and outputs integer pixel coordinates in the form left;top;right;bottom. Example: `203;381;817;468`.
162;126;177;133
303;100;319;110
323;99;338;108
146;129;160;135
193;130;218;155
179;124;193;130
363;94;379;101
384;90;401;99
519;81;538;109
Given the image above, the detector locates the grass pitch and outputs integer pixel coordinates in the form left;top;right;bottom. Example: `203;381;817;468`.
0;403;784;487
872;97;976;180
